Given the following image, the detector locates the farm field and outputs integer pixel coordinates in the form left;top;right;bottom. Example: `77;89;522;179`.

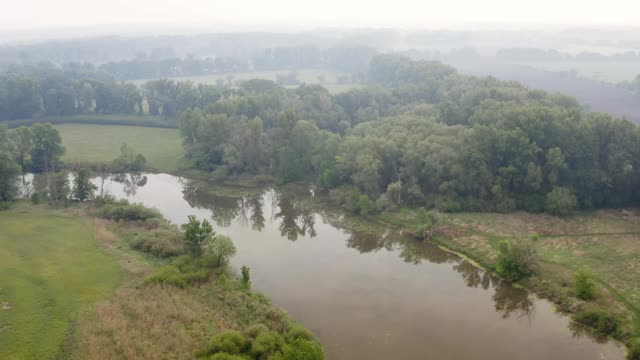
57;124;184;173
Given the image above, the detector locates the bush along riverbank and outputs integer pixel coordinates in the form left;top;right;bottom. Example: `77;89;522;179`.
67;196;325;360
376;208;640;359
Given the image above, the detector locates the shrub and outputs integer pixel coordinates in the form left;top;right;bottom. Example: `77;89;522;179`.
250;331;285;358
208;234;237;266
241;266;251;290
628;339;640;360
145;266;187;288
545;186;577;216
270;339;324;360
286;325;315;342
573;309;620;337
200;331;248;357
97;201;160;221
245;324;270;339
495;240;538;281
111;143;147;172
145;255;213;287
415;208;436;239
357;194;375;216
329;187;376;215
209;353;247;360
218;273;230;289
375;193;394;212
574;270;596;300
94;194;117;206
131;227;183;257
144;217;163;229
433;196;461;212
30;192;41;204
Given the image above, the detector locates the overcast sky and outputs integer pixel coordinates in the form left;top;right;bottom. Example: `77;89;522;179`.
2;0;639;32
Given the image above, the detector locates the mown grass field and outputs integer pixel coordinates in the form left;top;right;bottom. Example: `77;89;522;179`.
0;203;121;360
57;124;185;173
130;68;363;94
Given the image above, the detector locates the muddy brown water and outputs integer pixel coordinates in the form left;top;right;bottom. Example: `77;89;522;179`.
54;173;631;359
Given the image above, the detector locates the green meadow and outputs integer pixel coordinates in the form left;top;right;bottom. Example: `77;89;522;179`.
0;204;121;360
57;124;184;173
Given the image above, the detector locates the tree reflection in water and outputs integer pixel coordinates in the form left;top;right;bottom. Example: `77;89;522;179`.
111;173;148;196
273;191;316;241
180;180;535;319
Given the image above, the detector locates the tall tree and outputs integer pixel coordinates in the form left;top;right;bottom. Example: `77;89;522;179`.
0;151;20;202
72;168;97;201
9;126;32;171
30;123;65;206
181;215;215;258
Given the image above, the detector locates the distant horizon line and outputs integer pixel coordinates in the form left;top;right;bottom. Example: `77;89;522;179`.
2;20;640;45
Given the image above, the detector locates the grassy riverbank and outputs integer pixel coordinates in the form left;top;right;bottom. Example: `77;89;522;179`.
381;208;640;348
57;124;185;173
0;201;323;359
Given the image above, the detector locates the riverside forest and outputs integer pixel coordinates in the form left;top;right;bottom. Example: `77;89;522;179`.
2;18;640;360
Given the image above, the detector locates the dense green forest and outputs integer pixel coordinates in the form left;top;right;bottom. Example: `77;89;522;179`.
2;55;639;215
180;55;640;214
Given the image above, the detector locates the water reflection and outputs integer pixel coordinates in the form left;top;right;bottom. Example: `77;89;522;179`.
111;173;148;196
180;178;537;321
19;172;150;198
182;181;316;240
274;192;316;241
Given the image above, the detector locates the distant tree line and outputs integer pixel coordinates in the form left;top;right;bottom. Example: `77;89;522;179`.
100;45;376;80
181;54;640;215
619;75;640;95
0;32;379;68
0;63;229;121
0;44;377;122
497;48;640;62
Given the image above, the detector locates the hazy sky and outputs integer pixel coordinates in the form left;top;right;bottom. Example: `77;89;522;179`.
2;0;639;32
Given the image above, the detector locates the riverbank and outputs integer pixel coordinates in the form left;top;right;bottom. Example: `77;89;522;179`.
143;172;640;356
378;208;640;355
50;173;629;359
0;200;324;359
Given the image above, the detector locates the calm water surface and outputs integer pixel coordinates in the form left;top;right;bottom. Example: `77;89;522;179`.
84;173;626;359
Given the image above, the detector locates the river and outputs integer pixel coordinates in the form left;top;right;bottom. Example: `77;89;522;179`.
39;173;630;359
